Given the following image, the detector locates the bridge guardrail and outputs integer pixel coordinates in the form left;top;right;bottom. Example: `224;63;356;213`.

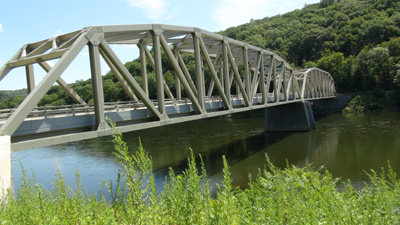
0;95;245;120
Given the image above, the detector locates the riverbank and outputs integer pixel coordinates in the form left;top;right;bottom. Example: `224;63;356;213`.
2;131;400;224
343;90;400;113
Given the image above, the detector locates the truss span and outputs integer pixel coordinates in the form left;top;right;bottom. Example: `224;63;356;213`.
0;24;336;150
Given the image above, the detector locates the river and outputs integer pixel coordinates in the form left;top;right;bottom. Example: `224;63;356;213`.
11;111;400;195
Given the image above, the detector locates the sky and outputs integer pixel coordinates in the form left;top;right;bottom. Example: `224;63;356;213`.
0;0;320;91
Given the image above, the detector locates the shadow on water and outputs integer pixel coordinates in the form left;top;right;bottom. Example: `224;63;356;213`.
151;131;295;192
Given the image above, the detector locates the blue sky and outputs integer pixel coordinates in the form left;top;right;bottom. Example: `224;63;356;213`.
0;0;319;90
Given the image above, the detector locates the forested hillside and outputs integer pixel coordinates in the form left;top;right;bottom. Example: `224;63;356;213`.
221;0;400;92
1;0;399;109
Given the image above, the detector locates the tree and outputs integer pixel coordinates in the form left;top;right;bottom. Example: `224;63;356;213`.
317;51;354;91
320;0;335;8
355;47;393;90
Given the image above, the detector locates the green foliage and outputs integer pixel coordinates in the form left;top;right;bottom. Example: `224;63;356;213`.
320;0;336;8
316;50;355;91
221;0;400;92
2;129;400;224
2;0;400;108
343;90;390;113
392;90;400;108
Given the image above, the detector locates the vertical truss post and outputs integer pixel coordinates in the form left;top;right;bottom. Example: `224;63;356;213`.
236;82;240;99
286;70;294;100
219;66;224;91
151;28;166;116
324;73;328;97
173;49;182;99
243;45;251;104
322;73;325;97
273;61;278;103
25;65;35;94
89;42;109;130
251;52;262;99
159;34;202;114
198;37;230;110
193;30;205;111
292;71;296;99
320;72;324;97
265;56;274;103
138;42;149;97
276;65;284;103
259;54;266;104
282;67;287;101
311;70;316;98
143;46;175;100
301;72;308;101
0;135;11;198
226;45;250;106
222;38;231;107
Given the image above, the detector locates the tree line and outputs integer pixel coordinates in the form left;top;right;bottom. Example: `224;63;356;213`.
221;0;400;92
1;0;399;109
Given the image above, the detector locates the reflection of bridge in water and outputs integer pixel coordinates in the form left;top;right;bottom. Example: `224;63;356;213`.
0;24;336;193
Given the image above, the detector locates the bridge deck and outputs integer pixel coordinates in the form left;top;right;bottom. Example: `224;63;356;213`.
2;93;334;152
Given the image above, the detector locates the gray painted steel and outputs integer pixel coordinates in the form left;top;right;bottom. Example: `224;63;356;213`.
0;24;336;151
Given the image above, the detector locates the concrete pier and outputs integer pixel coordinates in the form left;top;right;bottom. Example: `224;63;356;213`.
265;102;316;131
0;135;11;197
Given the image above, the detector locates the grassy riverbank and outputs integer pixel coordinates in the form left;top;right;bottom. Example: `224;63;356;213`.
1;129;400;224
343;90;400;113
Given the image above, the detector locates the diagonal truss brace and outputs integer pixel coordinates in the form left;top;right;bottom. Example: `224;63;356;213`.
0;33;89;136
98;38;164;120
37;60;87;105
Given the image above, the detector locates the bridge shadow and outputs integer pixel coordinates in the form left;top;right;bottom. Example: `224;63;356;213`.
151;130;298;193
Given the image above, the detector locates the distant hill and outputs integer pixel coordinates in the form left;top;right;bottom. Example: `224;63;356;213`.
1;0;399;109
0;89;28;109
220;0;400;92
0;89;27;99
221;0;400;66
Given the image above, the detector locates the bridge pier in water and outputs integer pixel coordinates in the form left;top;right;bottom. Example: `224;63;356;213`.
265;101;316;132
0;136;11;197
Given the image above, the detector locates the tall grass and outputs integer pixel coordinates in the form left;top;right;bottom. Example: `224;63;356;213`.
1;126;400;224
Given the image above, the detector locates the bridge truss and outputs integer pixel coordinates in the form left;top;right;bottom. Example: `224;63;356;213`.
0;24;336;151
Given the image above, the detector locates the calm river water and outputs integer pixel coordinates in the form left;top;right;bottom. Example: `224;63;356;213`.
12;111;400;194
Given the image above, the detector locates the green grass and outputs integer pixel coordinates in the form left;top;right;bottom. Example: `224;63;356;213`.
1;126;400;224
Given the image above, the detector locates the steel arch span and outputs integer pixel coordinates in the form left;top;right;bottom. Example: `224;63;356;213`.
0;24;336;150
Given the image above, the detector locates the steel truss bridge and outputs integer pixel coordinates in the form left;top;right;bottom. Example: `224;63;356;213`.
0;24;336;151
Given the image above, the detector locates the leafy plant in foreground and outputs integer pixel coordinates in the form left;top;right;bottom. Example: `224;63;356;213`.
1;125;400;224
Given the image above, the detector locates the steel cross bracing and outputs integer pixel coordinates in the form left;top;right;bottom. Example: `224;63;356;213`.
0;24;336;151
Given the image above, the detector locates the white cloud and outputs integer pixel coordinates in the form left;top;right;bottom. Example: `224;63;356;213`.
47;61;55;67
120;44;137;48
80;52;89;56
53;30;64;37
124;0;169;21
0;23;3;32
213;0;316;30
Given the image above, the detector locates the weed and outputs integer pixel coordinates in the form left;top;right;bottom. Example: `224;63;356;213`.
1;126;399;224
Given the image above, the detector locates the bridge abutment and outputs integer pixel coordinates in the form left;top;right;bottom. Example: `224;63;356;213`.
265;102;316;132
0;135;11;198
